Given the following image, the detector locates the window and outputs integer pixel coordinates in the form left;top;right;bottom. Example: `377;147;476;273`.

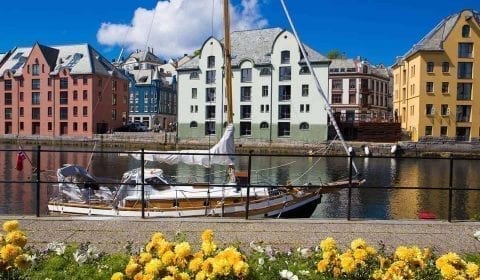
31;79;40;90
302;84;309;97
260;104;264;113
112;109;117;120
241;68;252;82
332;79;343;90
349;79;356;89
4;108;12;120
349;94;356;104
457;83;472;100
278;122;290;137
83;75;88;85
441;104;449;116
83;106;88;116
32;64;40;76
191;88;197;99
190;121;198;128
206;88;216;102
112;80;117;92
278;105;290;119
73;122;78;131
207;56;215;68
300;104;304;113
332;94;342;104
240;105;251;119
441;82;449;94
426;82;434;93
47;107;52;117
426;104;434;115
299;122;309;130
426;62;434;73
60;108;68;120
83;90;88;100
48;78;52;86
4;80;12;91
306;104;310;113
72;106;78;117
440;126;448;136
260;122;269;129
205;121;215;135
72;90;78;100
442;62;449;73
425;126;432;136
462;24;470;38
19;122;24;130
206;70;216;84
98;79;103;87
279;66;291;81
32;92;40;105
60;78;68;89
32;108;40;120
260;68;271;76
83;122;88;131
240;87;251;102
281;50;290;64
458;43;473;58
265;104;270;113
458;62;473;79
205;105;215;119
299;66;310;74
240;122;251;136
19;107;24;117
279;85;291;101
73;77;78;85
4;92;12;105
262;85;268;97
60;91;68;104
190;71;199;79
456;105;471;122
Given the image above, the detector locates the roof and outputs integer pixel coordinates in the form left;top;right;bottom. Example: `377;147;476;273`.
395;9;480;65
125;49;163;65
0;43;128;79
179;27;328;70
330;58;391;79
329;58;357;69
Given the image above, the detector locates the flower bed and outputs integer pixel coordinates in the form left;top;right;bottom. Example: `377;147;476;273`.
2;220;480;279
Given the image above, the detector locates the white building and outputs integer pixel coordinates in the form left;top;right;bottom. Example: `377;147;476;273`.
177;27;330;143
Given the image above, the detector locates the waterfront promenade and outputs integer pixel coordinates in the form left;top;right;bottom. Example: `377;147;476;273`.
3;216;480;255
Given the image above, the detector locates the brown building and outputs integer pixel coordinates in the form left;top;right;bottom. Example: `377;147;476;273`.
0;43;129;137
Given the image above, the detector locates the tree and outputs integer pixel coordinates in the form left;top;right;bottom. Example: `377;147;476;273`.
326;50;346;59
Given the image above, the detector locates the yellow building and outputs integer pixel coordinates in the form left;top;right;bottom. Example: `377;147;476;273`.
393;9;480;141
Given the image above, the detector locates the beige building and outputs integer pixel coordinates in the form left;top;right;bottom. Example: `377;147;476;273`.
393;9;480;141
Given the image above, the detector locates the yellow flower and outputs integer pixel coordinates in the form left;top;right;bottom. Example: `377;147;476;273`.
139;252;152;265
1;244;22;262
162;276;174;280
125;262;142;278
317;259;329;272
353;248;368;262
201;258;214;275
320;237;337;252
233;261;249;277
195;271;207;280
322;250;336;262
372;269;383;280
189;257;203;272
14;254;31;269
350;238;366;250
332;267;341;278
5;231;27;248
2;220;19;233
339;254;356;274
174;242;191;260
466;262;479;278
144;258;163;276
166;265;178;275
366;246;377;255
161;250;175;266
156;240;173;256
395;246;416;262
178;272;191;280
201;241;217;256
439;263;459;279
111;272;124;280
201;229;214;242
151;232;165;244
212;258;230;276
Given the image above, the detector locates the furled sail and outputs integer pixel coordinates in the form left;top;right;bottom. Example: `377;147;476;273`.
131;124;235;167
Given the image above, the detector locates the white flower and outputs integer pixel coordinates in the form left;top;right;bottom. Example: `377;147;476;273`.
73;250;87;264
86;244;100;260
298;247;311;258
298;270;310;276
280;269;298;280
249;241;264;253
474;230;480;241
258;257;264;266
47;242;66;256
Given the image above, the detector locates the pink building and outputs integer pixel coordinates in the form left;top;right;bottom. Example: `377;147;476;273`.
0;43;129;137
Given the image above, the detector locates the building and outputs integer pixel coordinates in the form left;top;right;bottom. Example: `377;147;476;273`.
176;27;330;143
393;9;480;141
0;43;129;137
118;49;178;130
329;58;391;122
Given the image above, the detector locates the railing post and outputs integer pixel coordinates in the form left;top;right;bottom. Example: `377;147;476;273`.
347;152;353;221
141;148;145;219
448;156;454;222
36;145;41;217
245;150;252;220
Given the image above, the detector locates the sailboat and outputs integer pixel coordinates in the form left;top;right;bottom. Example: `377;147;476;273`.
48;0;364;218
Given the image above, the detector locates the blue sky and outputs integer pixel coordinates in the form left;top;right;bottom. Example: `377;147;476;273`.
0;0;479;65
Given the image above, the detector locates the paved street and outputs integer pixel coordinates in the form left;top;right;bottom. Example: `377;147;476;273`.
2;216;480;255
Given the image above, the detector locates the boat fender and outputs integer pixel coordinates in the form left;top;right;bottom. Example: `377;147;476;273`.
391;144;398;154
363;146;370;157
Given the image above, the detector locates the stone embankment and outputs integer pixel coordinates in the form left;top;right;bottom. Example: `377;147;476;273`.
2;132;480;158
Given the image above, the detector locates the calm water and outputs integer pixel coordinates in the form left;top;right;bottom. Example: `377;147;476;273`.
1;143;479;220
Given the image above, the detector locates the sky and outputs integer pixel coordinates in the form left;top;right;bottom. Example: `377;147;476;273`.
0;0;479;66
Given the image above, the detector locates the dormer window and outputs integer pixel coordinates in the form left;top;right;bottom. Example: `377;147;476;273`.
190;71;199;79
281;51;290;64
260;67;271;76
462;25;470;38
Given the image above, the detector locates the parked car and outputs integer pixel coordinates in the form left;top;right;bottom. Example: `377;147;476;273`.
114;122;149;132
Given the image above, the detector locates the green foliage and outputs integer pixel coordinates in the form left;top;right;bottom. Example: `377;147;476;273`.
326;49;346;59
464;253;480;264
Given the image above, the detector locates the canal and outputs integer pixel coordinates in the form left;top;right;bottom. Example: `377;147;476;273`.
1;143;479;220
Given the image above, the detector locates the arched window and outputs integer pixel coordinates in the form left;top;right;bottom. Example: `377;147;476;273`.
299;122;309;130
190;121;198;128
260;122;269;129
462;25;470;38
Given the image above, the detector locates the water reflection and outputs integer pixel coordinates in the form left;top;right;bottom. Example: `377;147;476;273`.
0;144;479;220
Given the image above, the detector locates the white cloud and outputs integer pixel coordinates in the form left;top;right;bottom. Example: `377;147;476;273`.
97;0;268;59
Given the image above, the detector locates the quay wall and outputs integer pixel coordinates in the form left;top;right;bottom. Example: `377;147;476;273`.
2;132;480;158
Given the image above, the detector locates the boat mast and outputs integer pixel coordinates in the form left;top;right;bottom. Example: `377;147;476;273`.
223;0;233;124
